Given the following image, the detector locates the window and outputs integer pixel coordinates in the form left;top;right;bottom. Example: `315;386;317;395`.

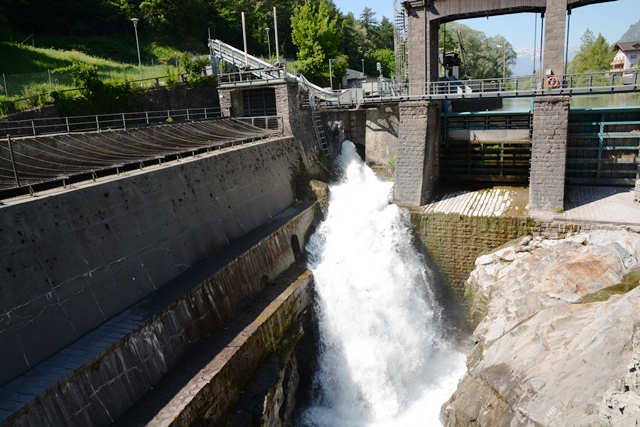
631;54;637;60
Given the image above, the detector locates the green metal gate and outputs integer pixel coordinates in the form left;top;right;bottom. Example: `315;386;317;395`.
567;107;640;185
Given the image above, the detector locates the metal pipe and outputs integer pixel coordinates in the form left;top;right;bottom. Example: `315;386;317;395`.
242;12;248;66
564;8;571;75
7;135;21;187
274;7;280;63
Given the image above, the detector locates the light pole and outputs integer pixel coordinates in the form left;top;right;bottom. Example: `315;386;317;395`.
361;58;364;75
131;18;143;86
496;44;506;79
265;27;271;60
329;58;337;90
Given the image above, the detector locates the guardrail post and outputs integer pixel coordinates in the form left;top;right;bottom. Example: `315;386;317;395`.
31;120;36;136
146;112;149;126
204;108;208;119
122;113;126;130
187;109;190;121
7;135;21;187
96;115;100;131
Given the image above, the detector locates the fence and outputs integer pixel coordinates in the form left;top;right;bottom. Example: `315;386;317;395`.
0;111;284;197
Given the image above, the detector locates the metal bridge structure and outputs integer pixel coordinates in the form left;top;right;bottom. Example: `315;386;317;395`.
208;38;639;109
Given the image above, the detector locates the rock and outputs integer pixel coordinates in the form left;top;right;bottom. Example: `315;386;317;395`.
445;229;640;427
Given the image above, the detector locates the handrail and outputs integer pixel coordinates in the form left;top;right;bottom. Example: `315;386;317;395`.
0;107;223;139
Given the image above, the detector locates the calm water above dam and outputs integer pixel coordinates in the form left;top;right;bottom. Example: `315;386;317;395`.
497;93;640;111
298;142;466;427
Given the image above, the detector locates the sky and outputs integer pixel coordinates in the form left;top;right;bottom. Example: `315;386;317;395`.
332;0;640;73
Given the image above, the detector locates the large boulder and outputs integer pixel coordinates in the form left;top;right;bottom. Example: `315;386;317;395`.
442;229;640;426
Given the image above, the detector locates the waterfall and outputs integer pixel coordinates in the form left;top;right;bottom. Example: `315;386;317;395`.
299;141;466;427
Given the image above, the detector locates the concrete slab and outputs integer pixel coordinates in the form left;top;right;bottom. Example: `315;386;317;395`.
423;185;640;227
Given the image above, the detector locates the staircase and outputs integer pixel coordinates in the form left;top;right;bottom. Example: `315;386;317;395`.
309;96;329;156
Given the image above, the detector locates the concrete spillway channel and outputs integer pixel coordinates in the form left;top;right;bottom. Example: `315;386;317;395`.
0;201;318;427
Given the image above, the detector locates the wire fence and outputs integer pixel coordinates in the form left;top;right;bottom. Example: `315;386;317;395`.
0;112;284;198
1;61;181;99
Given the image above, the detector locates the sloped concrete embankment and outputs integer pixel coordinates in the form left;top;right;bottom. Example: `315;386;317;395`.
1;199;318;427
442;229;640;426
0;137;303;389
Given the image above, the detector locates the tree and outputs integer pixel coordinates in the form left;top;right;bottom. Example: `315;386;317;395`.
291;0;339;78
446;23;516;79
568;29;614;73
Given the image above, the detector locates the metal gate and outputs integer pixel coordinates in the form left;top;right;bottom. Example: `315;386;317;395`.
242;88;277;117
441;111;532;183
567;107;640;185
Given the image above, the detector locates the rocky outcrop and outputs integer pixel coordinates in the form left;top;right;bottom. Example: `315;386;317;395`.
442;229;640;427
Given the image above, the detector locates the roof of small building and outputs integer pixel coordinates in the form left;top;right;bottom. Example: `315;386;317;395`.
613;41;640;52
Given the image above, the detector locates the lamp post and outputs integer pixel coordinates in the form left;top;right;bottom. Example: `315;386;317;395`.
265;27;271;60
329;58;337;90
131;18;143;87
496;44;506;79
361;58;364;75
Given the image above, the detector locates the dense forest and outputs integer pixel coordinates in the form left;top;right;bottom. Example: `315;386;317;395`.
0;0;395;77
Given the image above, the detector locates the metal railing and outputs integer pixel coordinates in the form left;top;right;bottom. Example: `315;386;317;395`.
0;107;223;139
302;70;640;108
235;116;283;133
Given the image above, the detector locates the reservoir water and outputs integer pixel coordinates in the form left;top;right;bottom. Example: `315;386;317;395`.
298;141;466;427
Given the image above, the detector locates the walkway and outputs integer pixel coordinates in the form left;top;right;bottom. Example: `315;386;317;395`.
422;185;640;227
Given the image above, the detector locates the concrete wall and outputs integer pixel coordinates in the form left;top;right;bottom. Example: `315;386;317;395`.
410;211;597;303
3;203;317;427
530;96;570;212
365;104;399;167
0;137;303;386
394;101;440;206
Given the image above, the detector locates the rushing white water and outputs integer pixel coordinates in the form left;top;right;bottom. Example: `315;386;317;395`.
299;141;466;427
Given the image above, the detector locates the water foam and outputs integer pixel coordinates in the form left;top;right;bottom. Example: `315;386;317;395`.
299;141;466;427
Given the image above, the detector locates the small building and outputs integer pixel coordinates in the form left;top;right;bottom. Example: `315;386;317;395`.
610;41;640;76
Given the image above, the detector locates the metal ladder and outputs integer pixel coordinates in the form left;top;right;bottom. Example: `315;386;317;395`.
309;95;329;156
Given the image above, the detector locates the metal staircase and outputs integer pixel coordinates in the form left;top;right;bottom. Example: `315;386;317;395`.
208;38;334;156
208;39;341;103
309;96;329;156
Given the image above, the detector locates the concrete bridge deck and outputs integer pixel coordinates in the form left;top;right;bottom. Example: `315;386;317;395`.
422;185;640;227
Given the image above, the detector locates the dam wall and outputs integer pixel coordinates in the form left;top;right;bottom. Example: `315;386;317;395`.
410;211;605;300
2;202;317;427
0;136;304;386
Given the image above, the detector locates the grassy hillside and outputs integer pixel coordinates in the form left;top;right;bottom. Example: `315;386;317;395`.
0;37;200;99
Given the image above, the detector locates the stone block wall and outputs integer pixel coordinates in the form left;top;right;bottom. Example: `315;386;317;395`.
275;83;324;177
543;0;568;75
529;96;570;212
394;101;440;206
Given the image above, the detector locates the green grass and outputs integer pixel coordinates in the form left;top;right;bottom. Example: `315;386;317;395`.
0;35;202;99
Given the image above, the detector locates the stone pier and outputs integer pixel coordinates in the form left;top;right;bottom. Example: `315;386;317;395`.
393;101;440;206
529;96;570;212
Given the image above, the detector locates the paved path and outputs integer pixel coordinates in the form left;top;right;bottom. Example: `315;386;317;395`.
422;185;640;227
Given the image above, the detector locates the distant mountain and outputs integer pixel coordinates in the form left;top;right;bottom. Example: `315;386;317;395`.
619;19;640;42
514;46;578;76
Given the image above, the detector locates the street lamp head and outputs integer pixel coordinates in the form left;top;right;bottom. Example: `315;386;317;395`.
265;27;270;32
131;17;139;25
